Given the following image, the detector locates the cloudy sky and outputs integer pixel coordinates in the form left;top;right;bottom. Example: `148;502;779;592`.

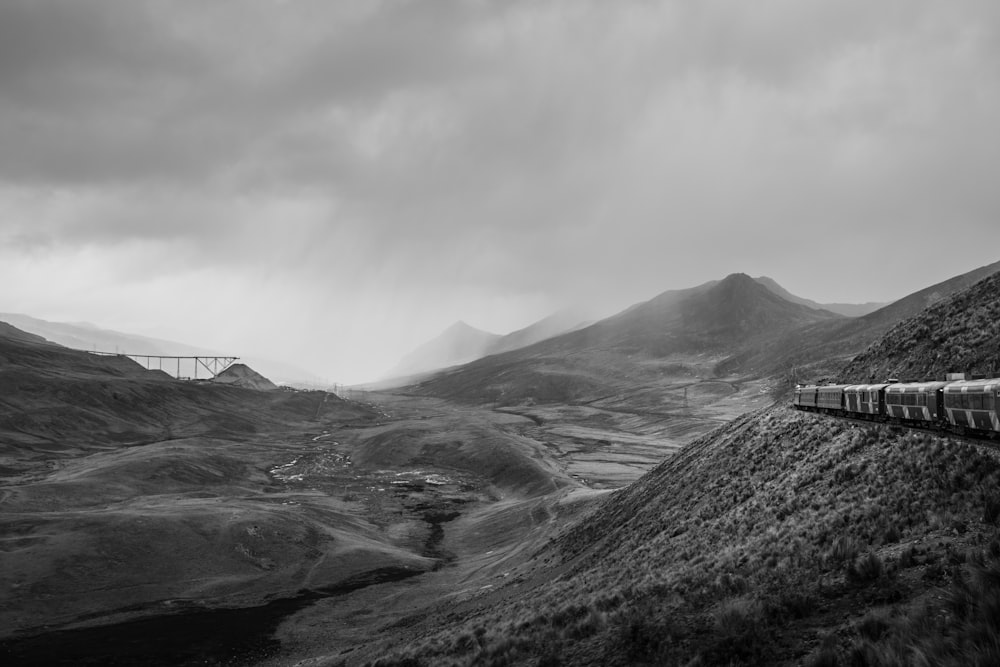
1;0;999;383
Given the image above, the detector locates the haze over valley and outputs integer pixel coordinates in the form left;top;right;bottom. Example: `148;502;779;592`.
4;1;1000;665
5;260;1000;665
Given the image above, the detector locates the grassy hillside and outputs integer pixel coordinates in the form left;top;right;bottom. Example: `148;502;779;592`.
362;407;1000;666
0;328;370;455
343;266;1000;666
0;326;410;640
750;261;1000;384
837;271;1000;383
1;324;598;657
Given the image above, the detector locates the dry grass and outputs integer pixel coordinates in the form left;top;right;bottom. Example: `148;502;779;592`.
364;406;1000;665
838;271;1000;382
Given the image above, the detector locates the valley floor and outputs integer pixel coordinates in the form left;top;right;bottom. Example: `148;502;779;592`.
1;373;773;665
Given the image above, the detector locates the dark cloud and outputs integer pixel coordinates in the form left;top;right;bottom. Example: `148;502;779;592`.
0;0;487;187
2;0;1000;380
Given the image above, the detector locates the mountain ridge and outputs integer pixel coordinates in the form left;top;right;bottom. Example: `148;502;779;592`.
388;320;502;378
753;275;886;317
836;269;1000;383
410;273;839;405
358;263;1000;667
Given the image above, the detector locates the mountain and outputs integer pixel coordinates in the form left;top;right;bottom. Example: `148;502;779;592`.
836;269;1000;383
386;275;865;391
673;273;840;342
411;273;840;405
0;313;325;387
855;258;1000;331
355;266;1000;667
383;310;594;386
746;259;1000;382
753;276;885;317
545;273;840;357
388;320;502;378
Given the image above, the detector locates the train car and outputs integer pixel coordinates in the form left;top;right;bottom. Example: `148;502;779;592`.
816;385;848;413
942;379;1000;434
884;381;948;423
844;383;889;418
794;385;819;410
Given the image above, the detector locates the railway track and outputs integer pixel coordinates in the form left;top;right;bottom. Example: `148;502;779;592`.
795;405;1000;449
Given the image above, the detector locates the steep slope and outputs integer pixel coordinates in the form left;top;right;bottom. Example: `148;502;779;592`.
357;276;1000;666
836;270;1000;383
745;259;1000;382
860;258;1000;330
389;320;502;378
367;406;1000;666
0;320;53;346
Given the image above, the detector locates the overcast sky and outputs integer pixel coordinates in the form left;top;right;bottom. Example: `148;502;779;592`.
1;0;999;383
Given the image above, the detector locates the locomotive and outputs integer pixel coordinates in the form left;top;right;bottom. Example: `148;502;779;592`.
793;376;1000;438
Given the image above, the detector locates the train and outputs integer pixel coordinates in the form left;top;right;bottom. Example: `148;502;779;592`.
793;376;1000;438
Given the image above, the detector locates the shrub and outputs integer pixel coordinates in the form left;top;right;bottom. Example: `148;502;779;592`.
828;536;861;566
844;639;884;666
855;611;892;641
766;589;817;621
922;562;946;583
983;495;1000;525
613;599;684;664
699;597;771;664
805;632;840;667
847;553;883;584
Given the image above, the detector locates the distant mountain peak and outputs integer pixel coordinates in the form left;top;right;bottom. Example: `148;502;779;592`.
445;320;481;333
715;272;762;293
666;272;842;345
388;321;502;378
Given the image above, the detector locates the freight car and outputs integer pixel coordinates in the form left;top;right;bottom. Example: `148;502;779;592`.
794;377;1000;439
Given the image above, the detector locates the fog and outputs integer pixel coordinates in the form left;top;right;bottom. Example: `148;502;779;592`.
1;0;999;383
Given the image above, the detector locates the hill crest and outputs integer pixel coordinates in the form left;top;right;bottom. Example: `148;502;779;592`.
837;269;1000;382
210;363;278;391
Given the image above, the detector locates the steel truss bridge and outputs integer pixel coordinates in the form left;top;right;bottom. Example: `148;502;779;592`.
87;352;238;380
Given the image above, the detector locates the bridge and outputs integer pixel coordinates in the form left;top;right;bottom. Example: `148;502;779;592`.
87;352;239;380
